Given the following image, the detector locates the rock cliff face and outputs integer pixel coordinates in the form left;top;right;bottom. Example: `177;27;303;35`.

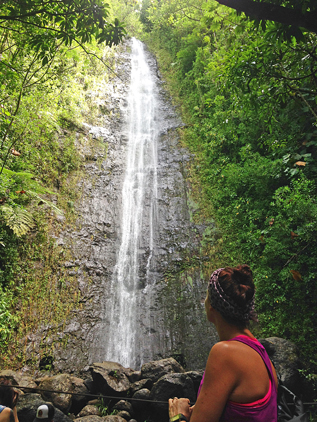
27;39;217;373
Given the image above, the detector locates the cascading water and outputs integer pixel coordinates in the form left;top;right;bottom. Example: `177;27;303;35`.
47;38;217;372
105;38;158;368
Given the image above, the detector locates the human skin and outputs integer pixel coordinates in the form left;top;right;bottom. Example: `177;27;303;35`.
168;291;278;422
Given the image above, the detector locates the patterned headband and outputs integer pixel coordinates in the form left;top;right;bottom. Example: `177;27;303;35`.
208;268;256;322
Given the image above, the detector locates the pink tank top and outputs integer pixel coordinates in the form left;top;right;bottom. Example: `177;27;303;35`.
197;335;277;422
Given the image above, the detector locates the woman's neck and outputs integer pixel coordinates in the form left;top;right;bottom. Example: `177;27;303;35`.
215;317;254;342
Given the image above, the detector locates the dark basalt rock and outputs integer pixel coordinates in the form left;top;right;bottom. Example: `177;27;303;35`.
113;400;134;416
184;370;204;396
260;337;301;394
115;411;130;421
150;373;196;421
102;417;127;422
17;394;72;422
130;379;153;395
38;374;89;414
74;417;103;422
131;388;151;412
90;362;131;396
9;341;312;422
140;358;185;384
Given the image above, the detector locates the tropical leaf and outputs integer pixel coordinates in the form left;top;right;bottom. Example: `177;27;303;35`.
1;205;35;237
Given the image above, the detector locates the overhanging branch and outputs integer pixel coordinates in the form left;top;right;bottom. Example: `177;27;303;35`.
215;0;317;33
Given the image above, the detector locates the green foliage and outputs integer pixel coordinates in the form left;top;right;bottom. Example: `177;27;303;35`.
0;0;123;366
0;286;18;347
0;0;126;52
97;399;118;417
1;205;35;237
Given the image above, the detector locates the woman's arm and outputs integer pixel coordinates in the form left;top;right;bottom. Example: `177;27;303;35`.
189;342;239;422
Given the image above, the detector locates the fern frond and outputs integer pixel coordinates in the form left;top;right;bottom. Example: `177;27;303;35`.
2;168;57;195
2;168;35;180
1;205;35;237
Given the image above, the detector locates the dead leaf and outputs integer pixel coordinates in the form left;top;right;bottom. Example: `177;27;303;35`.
290;270;302;281
16;190;26;194
0;197;7;204
291;231;299;240
11;149;21;156
269;218;274;226
295;161;306;166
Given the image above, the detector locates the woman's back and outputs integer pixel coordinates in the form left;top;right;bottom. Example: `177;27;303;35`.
223;336;277;403
218;335;277;421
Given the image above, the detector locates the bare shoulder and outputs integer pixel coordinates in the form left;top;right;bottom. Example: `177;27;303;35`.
0;408;13;422
209;340;255;371
210;341;240;359
207;341;241;372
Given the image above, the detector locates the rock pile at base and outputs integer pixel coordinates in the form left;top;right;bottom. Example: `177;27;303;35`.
0;338;309;422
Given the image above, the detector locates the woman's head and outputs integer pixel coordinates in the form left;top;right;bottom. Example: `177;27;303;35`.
207;265;257;326
0;378;17;408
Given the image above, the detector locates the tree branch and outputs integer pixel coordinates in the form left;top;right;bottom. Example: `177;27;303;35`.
215;0;317;33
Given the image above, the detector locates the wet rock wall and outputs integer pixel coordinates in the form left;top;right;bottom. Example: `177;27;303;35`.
36;39;217;372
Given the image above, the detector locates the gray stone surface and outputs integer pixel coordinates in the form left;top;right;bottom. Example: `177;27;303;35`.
23;39;217;373
141;358;185;384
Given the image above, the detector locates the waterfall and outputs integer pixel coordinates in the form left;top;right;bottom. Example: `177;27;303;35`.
105;38;158;368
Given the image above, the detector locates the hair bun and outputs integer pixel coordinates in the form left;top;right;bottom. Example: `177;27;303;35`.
219;265;255;308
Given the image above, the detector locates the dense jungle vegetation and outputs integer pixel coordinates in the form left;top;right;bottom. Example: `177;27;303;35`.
137;0;317;383
1;0;317;394
0;0;127;366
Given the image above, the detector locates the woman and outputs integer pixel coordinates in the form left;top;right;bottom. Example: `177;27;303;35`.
0;378;19;422
169;265;278;422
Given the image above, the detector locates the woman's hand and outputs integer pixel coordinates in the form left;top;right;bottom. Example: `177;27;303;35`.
168;397;191;421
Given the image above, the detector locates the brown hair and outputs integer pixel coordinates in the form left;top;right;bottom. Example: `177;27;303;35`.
0;378;16;408
208;264;257;326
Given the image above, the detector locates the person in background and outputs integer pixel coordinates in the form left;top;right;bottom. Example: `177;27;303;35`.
0;378;19;422
169;265;278;422
33;404;55;422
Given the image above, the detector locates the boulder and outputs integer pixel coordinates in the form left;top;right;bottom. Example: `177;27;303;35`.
115;411;130;421
90;363;131;397
77;405;100;418
127;371;141;384
184;371;204;396
131;388;151;412
112;401;133;416
130;379;153;395
15;375;38;393
102;417;126;422
140;358;185;384
260;337;301;394
38;374;77;413
120;369;141;384
69;376;90;414
150;373;196;421
75;416;103;422
0;370;20;386
17;393;72;422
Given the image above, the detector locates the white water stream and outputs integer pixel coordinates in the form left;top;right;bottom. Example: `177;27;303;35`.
105;38;158;368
